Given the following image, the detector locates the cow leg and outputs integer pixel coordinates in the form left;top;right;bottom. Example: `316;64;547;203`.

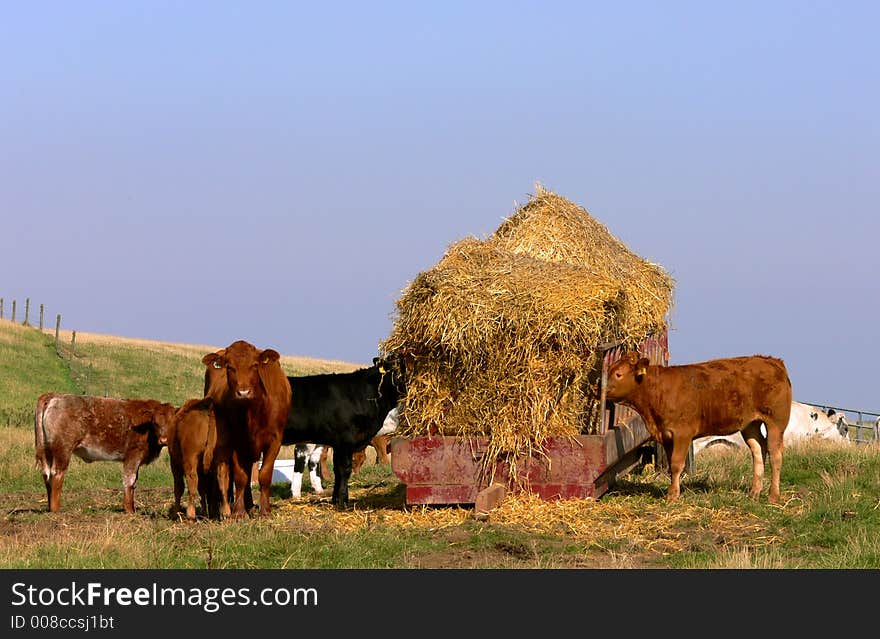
215;462;232;520
40;455;53;507
257;440;282;517
122;459;140;514
319;448;332;483
291;445;308;498
170;458;185;516
666;435;690;501
373;436;390;465
308;446;324;495
180;458;201;520
47;451;71;513
741;421;767;499
230;452;251;518
352;450;366;475
332;448;354;509
765;419;786;504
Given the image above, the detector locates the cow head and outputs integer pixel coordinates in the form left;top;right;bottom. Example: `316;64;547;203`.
132;401;177;448
219;340;283;403
604;352;650;402
373;353;407;404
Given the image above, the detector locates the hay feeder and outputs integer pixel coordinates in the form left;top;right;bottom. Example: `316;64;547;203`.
390;335;669;514
383;186;676;514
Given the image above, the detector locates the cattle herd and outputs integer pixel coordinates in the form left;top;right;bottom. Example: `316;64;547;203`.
34;339;404;519
33;344;857;518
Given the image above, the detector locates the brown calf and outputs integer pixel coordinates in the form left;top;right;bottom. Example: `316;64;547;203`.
34;393;176;513
604;353;792;503
351;434;391;474
168;397;231;520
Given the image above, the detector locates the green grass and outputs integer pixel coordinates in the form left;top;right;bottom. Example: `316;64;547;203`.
0;320;77;426
3;424;878;568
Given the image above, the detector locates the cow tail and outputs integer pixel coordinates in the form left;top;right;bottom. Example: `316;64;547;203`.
203;411;217;474
34;395;51;477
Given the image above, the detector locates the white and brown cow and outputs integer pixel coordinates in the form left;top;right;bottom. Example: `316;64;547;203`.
34;392;176;513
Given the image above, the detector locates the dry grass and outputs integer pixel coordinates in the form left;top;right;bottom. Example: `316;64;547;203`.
47;327;362;374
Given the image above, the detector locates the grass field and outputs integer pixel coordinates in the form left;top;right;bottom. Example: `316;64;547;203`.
2;319;879;569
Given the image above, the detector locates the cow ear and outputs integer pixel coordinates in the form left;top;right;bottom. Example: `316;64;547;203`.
259;349;280;365
131;413;153;432
202;352;225;369
635;357;650;380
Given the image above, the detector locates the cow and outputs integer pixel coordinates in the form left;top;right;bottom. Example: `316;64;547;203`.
352;406;399;474
167;397;232;520
825;409;853;441
290;443;325;498
204;340;292;518
282;357;404;508
34;392;176;513
693;401;847;454
604;353;792;503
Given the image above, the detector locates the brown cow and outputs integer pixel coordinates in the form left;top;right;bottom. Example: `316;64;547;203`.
604;353;792;503
351;434;391;474
204;340;291;517
34;392;177;513
168;397;231;520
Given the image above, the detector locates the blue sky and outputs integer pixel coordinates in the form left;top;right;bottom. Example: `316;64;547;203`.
2;2;877;410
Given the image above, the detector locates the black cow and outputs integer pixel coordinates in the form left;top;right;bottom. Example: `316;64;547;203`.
283;356;404;508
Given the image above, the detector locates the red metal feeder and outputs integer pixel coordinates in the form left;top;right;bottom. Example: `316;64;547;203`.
390;333;669;514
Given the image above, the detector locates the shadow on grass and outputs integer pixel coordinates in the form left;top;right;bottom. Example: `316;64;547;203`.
354;482;407;510
607;474;713;499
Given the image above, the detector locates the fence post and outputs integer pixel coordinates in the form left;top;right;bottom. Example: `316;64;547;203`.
55;314;61;346
40;304;44;330
11;300;16;322
24;298;30;326
71;330;77;356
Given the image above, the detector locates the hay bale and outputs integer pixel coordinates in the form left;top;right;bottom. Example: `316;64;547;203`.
489;185;674;340
381;185;674;486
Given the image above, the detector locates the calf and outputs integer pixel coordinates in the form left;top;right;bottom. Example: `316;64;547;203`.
290;443;325;498
605;353;791;502
283;357;404;508
34;392;176;513
204;340;292;517
168;397;231;520
352;406;399;473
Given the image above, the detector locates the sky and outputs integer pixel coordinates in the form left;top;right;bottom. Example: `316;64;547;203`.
2;2;877;411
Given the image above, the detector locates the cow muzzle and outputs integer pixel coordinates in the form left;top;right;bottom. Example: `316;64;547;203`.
236;389;253;400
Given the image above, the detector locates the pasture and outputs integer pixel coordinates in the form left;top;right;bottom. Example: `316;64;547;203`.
1;320;879;568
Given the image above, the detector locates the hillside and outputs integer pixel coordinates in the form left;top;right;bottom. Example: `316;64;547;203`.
0;319;362;427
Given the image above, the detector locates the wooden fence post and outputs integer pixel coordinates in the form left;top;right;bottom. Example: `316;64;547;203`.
40;304;44;330
11;300;16;323
24;298;30;326
55;314;61;346
71;330;76;356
